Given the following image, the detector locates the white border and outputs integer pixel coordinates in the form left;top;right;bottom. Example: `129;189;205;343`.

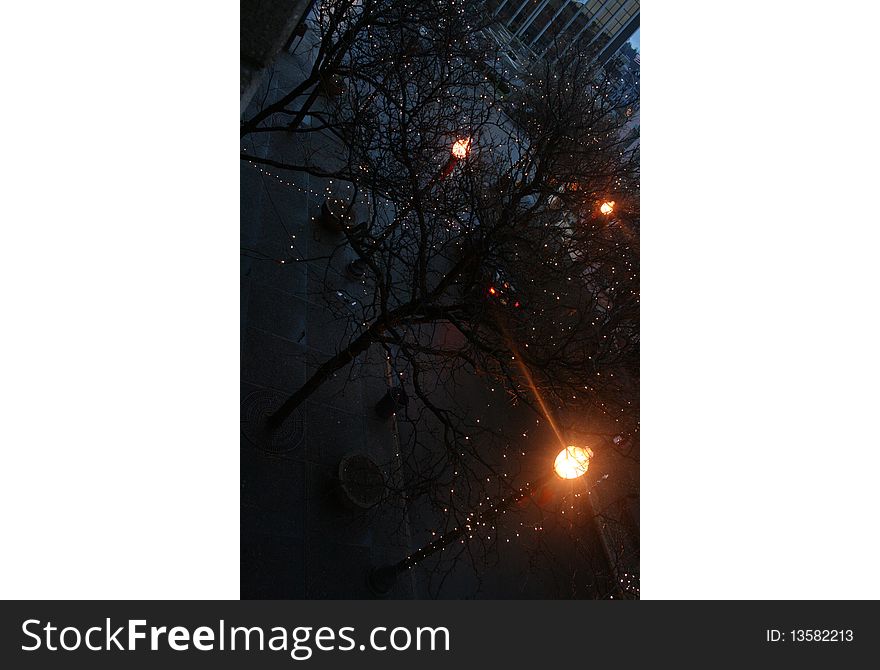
641;0;880;598
0;2;239;599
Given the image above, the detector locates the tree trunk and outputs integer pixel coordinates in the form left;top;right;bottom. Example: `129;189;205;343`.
266;321;383;429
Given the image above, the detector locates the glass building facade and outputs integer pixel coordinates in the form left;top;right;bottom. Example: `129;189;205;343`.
487;0;639;62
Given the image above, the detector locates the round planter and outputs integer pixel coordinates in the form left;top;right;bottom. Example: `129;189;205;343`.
317;198;348;233
338;454;385;510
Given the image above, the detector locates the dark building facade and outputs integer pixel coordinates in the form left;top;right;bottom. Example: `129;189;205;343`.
487;0;639;64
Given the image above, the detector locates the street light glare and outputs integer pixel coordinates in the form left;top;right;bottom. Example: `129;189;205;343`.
600;200;615;215
452;137;471;159
554;446;593;479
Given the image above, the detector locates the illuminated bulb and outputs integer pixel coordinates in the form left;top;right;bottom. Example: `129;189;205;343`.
451;137;471;159
600;201;615;215
553;446;593;480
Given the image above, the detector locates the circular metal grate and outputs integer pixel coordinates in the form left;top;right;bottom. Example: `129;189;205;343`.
241;389;305;454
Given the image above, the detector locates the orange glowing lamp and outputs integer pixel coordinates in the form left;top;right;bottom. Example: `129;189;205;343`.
451;138;471;159
553;446;593;480
599;200;615;215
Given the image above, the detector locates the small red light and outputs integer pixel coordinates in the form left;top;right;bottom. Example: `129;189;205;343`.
488;286;497;295
514;301;521;308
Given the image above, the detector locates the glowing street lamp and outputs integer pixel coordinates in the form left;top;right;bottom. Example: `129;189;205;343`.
451;137;471;159
439;137;472;180
554;446;593;480
599;200;615;216
368;443;592;595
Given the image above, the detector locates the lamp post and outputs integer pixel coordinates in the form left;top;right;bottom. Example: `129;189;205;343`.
368;445;593;595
